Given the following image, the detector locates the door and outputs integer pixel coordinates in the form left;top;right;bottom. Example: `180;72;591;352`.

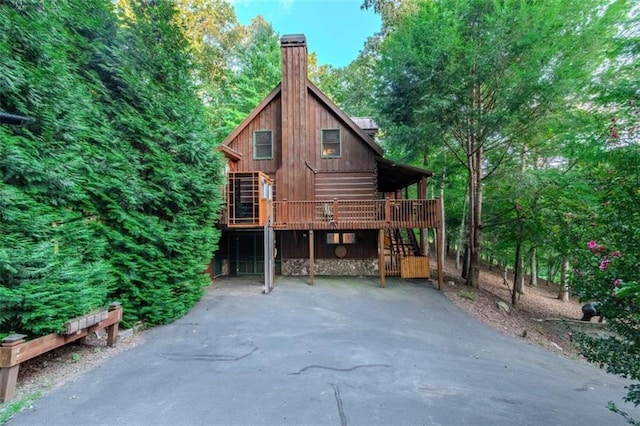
235;233;264;275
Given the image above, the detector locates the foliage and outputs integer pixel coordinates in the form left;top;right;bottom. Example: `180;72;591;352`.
1;0;223;335
374;0;627;287
209;16;281;142
565;4;640;420
0;0;117;334
0;390;43;424
571;141;640;421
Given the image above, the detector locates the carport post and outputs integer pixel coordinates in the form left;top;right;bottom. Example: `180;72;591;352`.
309;230;314;285
435;197;444;290
379;229;386;288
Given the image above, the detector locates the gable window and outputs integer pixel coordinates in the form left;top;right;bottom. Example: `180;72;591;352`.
321;129;341;158
254;130;273;159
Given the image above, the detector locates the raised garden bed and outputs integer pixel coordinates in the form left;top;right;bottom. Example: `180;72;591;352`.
0;302;122;402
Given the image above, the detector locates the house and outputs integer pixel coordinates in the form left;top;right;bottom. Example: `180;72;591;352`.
215;34;444;288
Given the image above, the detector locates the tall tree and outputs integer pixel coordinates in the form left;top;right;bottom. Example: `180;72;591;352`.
1;0;224;334
173;0;241;87
211;16;281;141
569;5;640;420
375;0;624;287
0;0;120;334
102;0;224;326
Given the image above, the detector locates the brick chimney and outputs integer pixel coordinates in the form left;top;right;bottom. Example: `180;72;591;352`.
279;34;311;201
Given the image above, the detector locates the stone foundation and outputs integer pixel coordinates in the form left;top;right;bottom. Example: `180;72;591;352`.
282;258;378;276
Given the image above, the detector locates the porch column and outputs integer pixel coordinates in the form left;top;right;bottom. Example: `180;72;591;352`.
435;198;444;290
309;230;314;285
379;228;386;288
418;176;428;255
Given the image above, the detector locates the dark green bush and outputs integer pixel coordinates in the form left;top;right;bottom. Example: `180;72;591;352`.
1;0;222;335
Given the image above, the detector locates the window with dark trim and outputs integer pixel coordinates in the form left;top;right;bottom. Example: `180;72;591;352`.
253;130;273;159
321;128;341;158
326;232;356;244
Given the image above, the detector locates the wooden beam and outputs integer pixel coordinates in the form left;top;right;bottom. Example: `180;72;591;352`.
309;230;314;285
379;228;386;288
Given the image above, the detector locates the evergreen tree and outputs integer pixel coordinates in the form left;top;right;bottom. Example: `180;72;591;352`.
0;0;117;334
100;0;224;326
1;0;224;334
211;16;281;142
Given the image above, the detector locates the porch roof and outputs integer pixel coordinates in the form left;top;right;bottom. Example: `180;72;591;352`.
376;157;433;193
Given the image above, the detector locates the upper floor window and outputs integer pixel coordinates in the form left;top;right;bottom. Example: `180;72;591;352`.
321;129;341;158
253;130;273;159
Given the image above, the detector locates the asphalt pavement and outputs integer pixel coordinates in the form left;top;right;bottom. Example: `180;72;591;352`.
8;276;639;425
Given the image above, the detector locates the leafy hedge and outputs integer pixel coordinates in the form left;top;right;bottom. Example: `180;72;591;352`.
0;0;223;335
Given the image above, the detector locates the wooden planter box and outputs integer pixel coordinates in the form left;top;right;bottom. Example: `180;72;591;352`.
64;310;109;334
0;302;122;402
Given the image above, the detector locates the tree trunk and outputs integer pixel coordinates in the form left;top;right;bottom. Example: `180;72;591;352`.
466;145;483;288
461;243;469;279
512;242;524;305
557;258;570;302
546;259;556;286
455;186;469;270
529;246;538;287
502;262;509;287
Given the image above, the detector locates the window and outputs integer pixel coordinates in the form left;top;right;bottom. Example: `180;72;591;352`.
321;129;341;158
253;130;273;159
326;232;356;244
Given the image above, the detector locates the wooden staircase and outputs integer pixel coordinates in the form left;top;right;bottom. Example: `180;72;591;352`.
385;228;430;278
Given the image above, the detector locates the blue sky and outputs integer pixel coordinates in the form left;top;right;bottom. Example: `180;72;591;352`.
231;0;381;68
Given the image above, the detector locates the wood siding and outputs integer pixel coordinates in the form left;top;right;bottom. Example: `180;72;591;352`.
314;172;376;201
280;230;377;260
307;91;377;173
228;96;281;176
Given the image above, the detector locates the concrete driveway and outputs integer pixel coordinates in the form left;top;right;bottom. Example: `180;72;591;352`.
8;276;638;425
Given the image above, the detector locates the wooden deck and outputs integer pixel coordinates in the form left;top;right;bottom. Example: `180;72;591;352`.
221;198;442;230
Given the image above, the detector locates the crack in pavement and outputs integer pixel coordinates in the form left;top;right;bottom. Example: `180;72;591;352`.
288;363;391;375
330;383;348;426
160;347;258;361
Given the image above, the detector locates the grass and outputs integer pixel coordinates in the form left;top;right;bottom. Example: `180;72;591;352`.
0;391;42;425
460;290;476;302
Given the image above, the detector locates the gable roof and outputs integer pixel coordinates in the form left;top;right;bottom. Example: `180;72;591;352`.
220;80;384;157
306;81;383;156
221;83;282;147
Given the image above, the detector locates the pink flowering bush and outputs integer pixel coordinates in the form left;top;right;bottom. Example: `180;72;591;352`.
570;162;640;423
569;122;640;421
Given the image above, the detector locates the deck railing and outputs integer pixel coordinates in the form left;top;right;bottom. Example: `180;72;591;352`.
269;198;441;230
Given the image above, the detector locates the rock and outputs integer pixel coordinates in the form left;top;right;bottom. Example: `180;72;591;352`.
497;301;510;313
550;342;563;351
447;280;456;287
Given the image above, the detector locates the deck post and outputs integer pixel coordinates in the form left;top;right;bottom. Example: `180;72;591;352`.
436;198;444;290
379;228;386;288
384;198;391;224
106;302;122;347
419;177;429;255
309;230;314;285
0;334;27;402
282;199;288;224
